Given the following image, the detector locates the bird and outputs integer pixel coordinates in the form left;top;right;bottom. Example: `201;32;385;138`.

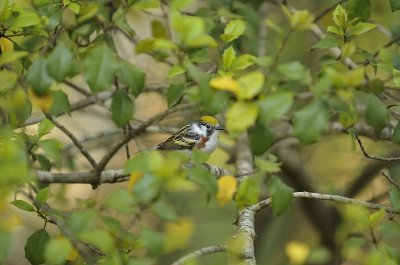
150;116;224;154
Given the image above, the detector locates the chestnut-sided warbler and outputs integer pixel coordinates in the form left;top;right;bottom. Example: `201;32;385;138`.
151;116;224;154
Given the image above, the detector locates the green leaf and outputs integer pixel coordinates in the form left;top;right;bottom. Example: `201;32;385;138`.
348;22;376;36
258;92;294;125
255;156;281;174
231;54;255;70
222;46;236;70
365;95;387;130
79;229;114;254
248;125;274;156
111;90;134;128
27;58;54;96
105;189;136;213
171;0;195;10
277;61;311;84
36;154;52;171
0;0;13;22
10;11;40;27
220;20;246;43
393;122;400;144
345;0;371;21
0;51;28;66
36;187;50;204
11;200;35;212
118;61;145;96
49;90;70;116
167;64;185;79
141;228;163;256
83;43;118;92
24;229;50;265
389;186;400;210
332;4;348;27
267;176;293;216
151;19;168;38
293;101;329;143
38;119;54;138
67;209;98;234
237;71;264;100
311;35;338;49
47;44;74;81
167;82;184;106
44;238;71;265
226;102;259;133
39;139;63;163
132;173;162;203
187;167;217;198
235;177;259;209
381;221;400;238
0;228;11;264
389;0;400;12
0;70;17;92
152;200;177;221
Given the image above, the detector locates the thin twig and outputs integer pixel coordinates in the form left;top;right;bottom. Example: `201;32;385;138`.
373;34;400;57
170;245;228;265
382;171;400;191
46;114;98;168
354;131;400;162
252;191;400;214
314;0;348;22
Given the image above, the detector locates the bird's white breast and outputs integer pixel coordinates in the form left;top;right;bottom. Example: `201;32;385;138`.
203;130;219;153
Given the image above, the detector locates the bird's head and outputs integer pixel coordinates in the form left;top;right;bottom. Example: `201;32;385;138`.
195;116;225;137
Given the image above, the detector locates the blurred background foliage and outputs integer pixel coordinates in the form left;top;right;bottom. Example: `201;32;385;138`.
1;0;400;264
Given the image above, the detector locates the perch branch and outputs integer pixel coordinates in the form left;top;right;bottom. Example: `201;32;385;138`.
170;245;228;265
354;131;400;162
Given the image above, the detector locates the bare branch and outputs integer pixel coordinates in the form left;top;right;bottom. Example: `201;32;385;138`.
46;114;98;168
382;171;400;191
21;90;113;127
34;169;129;184
234;134;256;265
252;191;400;215
354;131;400;162
170;245;228;265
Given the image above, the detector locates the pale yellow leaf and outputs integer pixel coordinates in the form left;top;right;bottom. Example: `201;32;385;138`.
209;76;239;94
127;171;143;190
216;175;237;206
285;241;310;265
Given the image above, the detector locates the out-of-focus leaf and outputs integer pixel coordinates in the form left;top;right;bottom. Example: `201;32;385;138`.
258;92;293;125
167;82;185;106
365;95;387;131
216;175;237;206
389;0;400;12
141;228;163;256
151;19;168;38
117;61;145;96
44;238;71;265
0;70;17;92
27;59;54;96
49;90;70;116
348;22;376;36
311;35;338;49
24;229;50;265
10;11;40;27
38;119;54;138
83;44;118;92
381;221;400;238
285;241;310;265
0;51;28;66
152;200;177;221
11;200;35;212
293;101;329;143
210;76;239;94
47;44;74;81
226;102;259;133
237;71;264;100
0;0;13;22
345;0;371;21
111;90;134;128
278;61;311;85
267;176;293;216
79;229;114;254
248;125;274;156
389;186;400;210
39;139;63;163
255;156;281;174
235;177;259;209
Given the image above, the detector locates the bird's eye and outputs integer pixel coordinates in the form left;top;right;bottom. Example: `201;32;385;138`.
206;124;211;129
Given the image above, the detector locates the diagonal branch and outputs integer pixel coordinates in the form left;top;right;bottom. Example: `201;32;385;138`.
45;114;98;168
354;131;400;162
170;245;228;265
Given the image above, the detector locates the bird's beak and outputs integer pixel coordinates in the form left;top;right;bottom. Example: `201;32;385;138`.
215;125;225;131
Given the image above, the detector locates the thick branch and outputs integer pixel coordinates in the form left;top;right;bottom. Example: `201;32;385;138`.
234;134;256;265
34;169;129;184
170;245;228;265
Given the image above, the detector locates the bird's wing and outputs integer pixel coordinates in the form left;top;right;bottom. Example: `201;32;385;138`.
155;124;201;151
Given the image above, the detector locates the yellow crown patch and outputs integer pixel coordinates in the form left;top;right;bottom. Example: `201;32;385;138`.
200;116;219;125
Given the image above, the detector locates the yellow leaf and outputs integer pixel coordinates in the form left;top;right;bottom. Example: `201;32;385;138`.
0;37;13;53
127;171;143;190
216;175;237;206
28;89;53;113
285;241;310;265
209;76;239;94
163;217;195;252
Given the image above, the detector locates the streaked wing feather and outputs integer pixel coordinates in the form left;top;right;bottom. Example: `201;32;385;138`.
155;124;201;151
